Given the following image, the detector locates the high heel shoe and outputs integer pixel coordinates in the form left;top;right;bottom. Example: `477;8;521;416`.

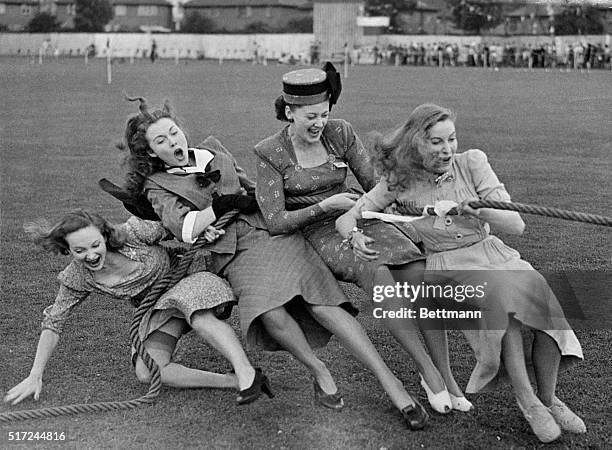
236;368;275;405
449;393;473;412
400;399;429;430
313;379;344;410
420;374;452;414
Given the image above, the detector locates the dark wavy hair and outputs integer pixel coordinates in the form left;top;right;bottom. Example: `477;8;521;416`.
372;103;456;191
274;95;296;122
118;95;181;195
24;209;126;256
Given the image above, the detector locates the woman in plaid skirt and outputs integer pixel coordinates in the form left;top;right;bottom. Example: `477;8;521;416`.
118;96;429;429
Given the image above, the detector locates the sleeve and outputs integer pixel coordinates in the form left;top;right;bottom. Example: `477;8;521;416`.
146;184;199;242
354;177;397;213
41;278;90;334
123;216;169;245
342;121;377;191
202;137;256;196
466;149;511;201
235;160;257;196
254;150;327;235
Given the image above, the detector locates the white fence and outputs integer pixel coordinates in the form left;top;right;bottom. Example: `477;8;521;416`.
0;32;315;60
0;32;608;61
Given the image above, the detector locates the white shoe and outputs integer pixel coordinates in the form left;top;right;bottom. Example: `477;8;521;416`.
420;374;452;414
449;393;473;412
517;399;561;443
548;397;586;434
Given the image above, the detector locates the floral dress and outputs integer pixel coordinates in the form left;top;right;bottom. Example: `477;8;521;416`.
254;119;424;296
361;149;583;393
41;217;235;358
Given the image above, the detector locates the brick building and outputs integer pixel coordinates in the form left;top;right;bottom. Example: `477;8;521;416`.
181;0;312;33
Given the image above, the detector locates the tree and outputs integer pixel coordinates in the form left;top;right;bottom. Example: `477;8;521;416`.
448;0;503;35
244;21;275;33
27;12;61;32
285;17;313;33
553;5;604;35
182;12;217;33
365;0;417;33
73;0;113;32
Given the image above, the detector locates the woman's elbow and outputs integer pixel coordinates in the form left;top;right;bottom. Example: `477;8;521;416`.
265;222;288;236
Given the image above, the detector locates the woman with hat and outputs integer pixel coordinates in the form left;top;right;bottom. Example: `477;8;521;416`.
254;63;470;415
119;96;429;429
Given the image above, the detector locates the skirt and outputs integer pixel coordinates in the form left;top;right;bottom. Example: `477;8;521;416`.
138;271;236;343
303;217;425;295
426;235;583;393
221;221;356;351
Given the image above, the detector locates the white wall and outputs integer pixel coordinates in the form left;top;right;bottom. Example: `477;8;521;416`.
1;32;608;59
0;32;315;59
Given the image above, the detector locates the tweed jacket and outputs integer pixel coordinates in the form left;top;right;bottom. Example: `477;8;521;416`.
145;136;267;273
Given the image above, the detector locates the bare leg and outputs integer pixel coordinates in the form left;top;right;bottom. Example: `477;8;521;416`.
393;262;461;394
190;310;255;391
501;318;539;406
308;304;416;410
501;318;561;442
134;333;237;389
532;330;560;407
260;306;337;394
377;264;445;394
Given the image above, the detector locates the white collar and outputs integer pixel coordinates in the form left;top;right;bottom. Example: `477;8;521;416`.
166;148;215;174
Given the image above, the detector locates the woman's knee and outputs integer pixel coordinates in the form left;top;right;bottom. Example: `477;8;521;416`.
393;261;425;284
134;358;152;384
260;307;289;331
191;309;221;334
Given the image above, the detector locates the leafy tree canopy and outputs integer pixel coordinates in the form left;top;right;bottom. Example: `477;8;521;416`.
448;0;503;35
74;0;113;32
365;0;417;17
182;12;217;33
27;12;61;32
553;5;604;35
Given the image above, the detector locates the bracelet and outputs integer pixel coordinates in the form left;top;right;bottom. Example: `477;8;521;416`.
341;227;363;249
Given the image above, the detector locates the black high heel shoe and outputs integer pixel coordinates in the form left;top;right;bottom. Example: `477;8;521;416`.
236;368;274;405
401;399;429;430
313;379;344;411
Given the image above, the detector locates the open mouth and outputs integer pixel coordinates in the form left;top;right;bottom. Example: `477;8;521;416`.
174;148;186;161
85;255;102;268
308;128;321;138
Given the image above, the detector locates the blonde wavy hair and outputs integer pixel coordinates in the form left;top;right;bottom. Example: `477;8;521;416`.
371;103;455;191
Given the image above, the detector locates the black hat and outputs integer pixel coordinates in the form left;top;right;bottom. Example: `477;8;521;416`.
281;62;342;108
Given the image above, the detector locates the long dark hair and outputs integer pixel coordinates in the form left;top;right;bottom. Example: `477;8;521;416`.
24;209;126;256
119;95;179;195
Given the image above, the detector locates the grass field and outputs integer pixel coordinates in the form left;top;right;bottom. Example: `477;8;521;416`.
1;57;611;449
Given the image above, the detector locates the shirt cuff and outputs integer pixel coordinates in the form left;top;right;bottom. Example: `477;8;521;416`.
182;211;199;243
181;208;216;243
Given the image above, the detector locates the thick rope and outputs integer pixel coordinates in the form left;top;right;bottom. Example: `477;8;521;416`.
0;210;238;424
394;200;612;227
285;195;612;227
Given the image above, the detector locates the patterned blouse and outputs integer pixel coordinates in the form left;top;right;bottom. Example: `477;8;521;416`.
254;119;376;235
41;217;171;334
359;149;512;253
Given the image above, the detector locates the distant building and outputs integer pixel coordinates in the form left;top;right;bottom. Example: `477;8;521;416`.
181;0;312;32
0;0;41;30
0;0;171;31
107;0;173;32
